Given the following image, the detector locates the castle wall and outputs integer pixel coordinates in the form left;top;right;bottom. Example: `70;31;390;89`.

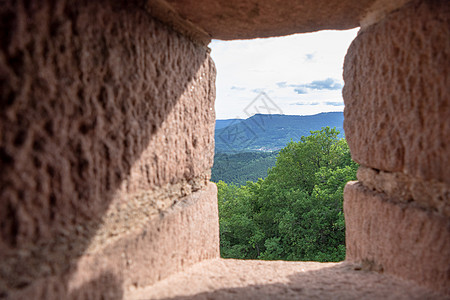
0;1;218;298
343;0;450;293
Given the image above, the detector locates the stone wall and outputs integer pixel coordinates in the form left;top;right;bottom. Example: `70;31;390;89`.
1;0;449;298
343;0;450;294
0;0;218;298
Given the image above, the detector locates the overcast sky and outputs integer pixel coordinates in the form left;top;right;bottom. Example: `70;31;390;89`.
209;29;359;119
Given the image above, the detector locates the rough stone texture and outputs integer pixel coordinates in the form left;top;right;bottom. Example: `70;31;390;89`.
143;0;212;46
7;183;219;299
343;0;450;185
359;0;412;28
344;181;450;294
2;0;449;299
357;166;450;216
0;0;215;297
146;0;417;41
126;259;446;299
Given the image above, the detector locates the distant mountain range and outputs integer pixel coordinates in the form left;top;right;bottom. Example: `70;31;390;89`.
215;119;243;130
215;112;344;153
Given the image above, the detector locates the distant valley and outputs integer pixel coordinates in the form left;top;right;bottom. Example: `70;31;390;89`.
214;112;344;153
212;112;345;185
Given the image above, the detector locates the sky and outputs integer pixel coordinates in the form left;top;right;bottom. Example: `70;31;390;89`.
209;29;359;120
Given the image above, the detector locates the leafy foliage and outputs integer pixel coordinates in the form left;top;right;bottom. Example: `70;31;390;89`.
217;127;358;262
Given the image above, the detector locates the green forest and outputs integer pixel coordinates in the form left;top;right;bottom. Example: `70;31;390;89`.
211;151;278;185
214;127;358;262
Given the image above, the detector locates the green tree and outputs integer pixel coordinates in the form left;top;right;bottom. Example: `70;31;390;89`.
217;127;358;262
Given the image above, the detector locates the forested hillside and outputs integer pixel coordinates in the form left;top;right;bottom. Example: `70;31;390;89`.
215;112;344;152
211;151;278;185
217;127;357;262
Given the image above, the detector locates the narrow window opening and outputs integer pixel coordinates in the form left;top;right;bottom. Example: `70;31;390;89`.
209;29;359;262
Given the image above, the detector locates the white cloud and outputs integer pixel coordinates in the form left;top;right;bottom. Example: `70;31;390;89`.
209;29;359;119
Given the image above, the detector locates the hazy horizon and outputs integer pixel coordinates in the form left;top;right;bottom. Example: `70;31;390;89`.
215;111;343;121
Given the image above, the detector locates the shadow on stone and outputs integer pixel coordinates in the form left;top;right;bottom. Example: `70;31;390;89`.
149;261;446;300
0;0;211;297
6;271;123;300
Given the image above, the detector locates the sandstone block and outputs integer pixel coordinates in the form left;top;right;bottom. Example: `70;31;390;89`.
0;0;215;295
147;0;410;40
7;183;219;299
344;181;450;294
343;0;450;184
357;166;450;216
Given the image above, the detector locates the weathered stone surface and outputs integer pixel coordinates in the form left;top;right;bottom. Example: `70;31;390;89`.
359;0;412;28
145;0;414;43
5;272;124;300
146;0;410;41
0;0;215;296
343;0;450;184
126;259;445;299
357;166;450;216
2;0;449;299
344;181;450;294
7;183;219;299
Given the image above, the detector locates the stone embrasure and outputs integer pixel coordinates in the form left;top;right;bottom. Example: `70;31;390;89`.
343;0;450;184
2;0;449;298
126;259;446;299
344;181;450;294
357;166;450;216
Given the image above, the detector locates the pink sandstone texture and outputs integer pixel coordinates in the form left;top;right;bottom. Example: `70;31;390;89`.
7;183;219;299
1;0;449;298
343;0;450;185
357;166;450;216
0;0;216;297
343;0;450;295
127;259;446;299
344;181;450;294
147;0;380;40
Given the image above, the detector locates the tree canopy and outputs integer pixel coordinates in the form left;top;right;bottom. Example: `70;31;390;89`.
217;127;358;262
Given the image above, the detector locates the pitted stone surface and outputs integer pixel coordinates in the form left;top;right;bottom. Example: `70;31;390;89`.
126;259;446;299
148;0;376;40
7;183;219;300
344;181;450;294
357;166;450;216
343;0;450;184
1;0;449;299
146;0;413;43
0;0;215;296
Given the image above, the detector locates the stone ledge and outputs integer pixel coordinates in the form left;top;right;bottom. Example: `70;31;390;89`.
5;183;219;299
126;258;445;299
357;166;450;216
86;175;211;254
344;181;450;294
71;182;220;291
